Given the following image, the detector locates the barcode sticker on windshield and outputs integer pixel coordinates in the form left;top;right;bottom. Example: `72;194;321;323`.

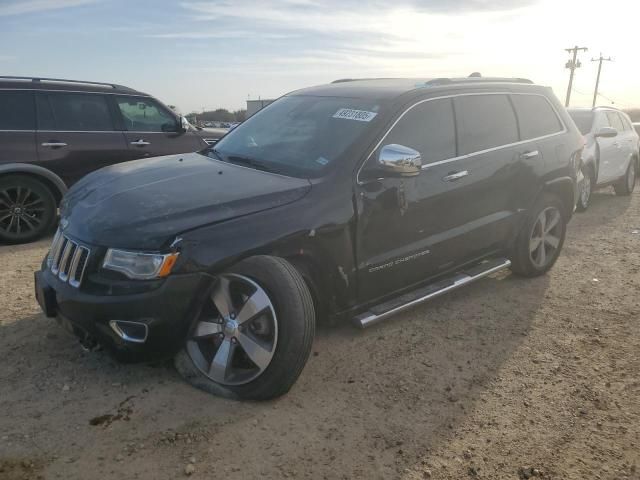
333;108;377;122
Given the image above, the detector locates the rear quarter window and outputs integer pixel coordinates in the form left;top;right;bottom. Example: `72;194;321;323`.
454;94;519;155
511;94;563;140
0;91;35;130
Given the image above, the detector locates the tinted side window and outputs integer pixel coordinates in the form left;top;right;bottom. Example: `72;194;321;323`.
116;96;177;132
606;111;624;132
47;93;114;131
454;95;518;155
378;98;456;164
0;91;35;130
618;113;632;131
511;94;563;140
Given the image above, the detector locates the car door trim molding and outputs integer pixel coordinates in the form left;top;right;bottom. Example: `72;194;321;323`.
356;92;567;184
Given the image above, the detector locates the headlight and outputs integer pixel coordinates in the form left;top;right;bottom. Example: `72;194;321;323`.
102;249;179;280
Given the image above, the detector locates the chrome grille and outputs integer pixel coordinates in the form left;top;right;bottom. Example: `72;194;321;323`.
47;229;90;288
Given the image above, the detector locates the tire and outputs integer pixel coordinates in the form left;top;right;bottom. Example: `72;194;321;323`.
510;192;567;277
175;255;315;400
0;175;57;244
575;164;594;212
613;159;636;196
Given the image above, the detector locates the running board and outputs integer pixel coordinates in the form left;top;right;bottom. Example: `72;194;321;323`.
353;258;511;329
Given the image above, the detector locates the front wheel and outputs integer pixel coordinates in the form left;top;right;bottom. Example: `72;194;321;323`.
175;255;315;400
613;159;636;196
510;193;567;277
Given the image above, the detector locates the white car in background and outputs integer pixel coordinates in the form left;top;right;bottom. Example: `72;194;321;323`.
568;107;639;211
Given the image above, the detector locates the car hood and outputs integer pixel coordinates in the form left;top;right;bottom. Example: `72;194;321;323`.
60;152;311;249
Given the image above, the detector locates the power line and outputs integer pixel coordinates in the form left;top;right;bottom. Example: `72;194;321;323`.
591;54;613;108
564;45;588;107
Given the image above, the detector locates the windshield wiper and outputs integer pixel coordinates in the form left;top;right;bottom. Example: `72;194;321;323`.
207;149;281;174
225;155;281;174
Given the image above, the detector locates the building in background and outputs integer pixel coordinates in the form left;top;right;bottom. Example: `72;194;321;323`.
247;99;275;117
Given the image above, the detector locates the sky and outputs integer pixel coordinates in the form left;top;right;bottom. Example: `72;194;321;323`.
0;0;638;113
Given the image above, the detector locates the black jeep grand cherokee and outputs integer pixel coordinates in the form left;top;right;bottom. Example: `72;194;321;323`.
35;77;582;400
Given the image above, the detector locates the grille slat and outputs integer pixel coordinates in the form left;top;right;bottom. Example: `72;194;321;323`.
47;229;91;288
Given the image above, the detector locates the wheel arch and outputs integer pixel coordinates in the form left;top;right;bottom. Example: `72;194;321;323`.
541;176;575;221
0;163;67;204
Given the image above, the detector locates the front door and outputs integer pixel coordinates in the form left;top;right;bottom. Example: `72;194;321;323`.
113;95;202;160
355;94;521;303
35;92;130;185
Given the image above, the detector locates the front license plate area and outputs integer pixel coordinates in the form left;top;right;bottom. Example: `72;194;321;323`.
34;272;57;318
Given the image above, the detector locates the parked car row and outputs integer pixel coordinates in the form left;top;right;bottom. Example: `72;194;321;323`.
0;76;227;243
568;107;639;211
34;75;588;400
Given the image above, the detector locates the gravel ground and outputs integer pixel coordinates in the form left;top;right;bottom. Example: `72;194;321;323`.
1;188;639;480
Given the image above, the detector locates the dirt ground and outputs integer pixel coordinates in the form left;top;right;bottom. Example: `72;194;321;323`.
1;188;639;480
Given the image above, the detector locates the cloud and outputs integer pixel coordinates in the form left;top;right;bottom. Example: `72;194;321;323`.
0;0;97;17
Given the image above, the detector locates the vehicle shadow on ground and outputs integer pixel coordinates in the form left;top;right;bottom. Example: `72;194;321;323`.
1;268;550;479
580;189;633;224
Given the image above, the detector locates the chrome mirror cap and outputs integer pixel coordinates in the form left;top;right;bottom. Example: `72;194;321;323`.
378;144;422;177
180;116;190;132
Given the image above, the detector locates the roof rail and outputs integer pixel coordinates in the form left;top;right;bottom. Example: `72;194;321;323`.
0;76;137;92
331;77;534;86
426;77;534;86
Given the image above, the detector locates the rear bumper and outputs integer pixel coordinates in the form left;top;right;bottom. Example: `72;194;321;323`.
35;268;209;361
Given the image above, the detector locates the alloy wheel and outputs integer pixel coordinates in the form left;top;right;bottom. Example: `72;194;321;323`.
0;185;47;238
186;274;278;386
529;207;562;269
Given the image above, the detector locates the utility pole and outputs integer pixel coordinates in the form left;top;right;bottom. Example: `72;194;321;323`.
564;45;588;107
591;54;613;108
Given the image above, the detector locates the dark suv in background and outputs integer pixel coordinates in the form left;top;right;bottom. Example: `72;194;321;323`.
35;76;583;400
0;76;226;244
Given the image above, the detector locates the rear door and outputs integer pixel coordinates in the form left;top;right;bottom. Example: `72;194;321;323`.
114;95;202;160
35;92;130;185
0;90;37;165
509;92;566;202
615;112;636;177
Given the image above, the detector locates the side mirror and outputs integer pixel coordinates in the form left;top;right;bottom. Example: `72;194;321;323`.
594;126;617;138
180;116;190;133
377;144;422;177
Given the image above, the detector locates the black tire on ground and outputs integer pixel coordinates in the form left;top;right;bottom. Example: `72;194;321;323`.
0;175;57;244
575;164;594;212
613;159;636;196
175;255;315;401
510;192;567;278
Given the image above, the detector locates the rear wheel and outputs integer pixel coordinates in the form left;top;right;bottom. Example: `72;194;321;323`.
613;159;636;196
575;164;594;212
175;255;315;400
0;175;57;244
510;193;567;277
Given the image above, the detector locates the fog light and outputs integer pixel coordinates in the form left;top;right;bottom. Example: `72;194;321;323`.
109;320;149;343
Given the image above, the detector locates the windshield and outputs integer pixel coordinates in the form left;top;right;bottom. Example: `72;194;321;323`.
569;111;594;135
206;95;382;178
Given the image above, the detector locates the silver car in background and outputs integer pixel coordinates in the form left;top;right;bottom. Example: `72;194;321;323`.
568;107;639;211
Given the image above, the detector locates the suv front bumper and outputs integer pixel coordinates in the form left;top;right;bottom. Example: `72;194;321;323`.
35;268;208;361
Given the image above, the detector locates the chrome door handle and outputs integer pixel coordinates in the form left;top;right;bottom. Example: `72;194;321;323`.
41;142;67;148
521;150;540;159
130;139;150;146
442;170;469;182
